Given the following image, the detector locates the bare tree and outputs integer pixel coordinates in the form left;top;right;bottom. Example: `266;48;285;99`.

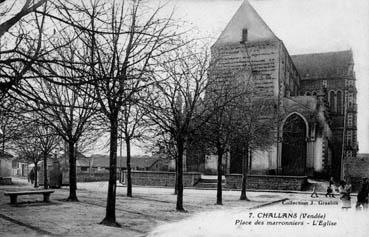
0;0;47;37
33;119;61;189
14;119;45;188
48;0;185;226
148;128;179;193
119;100;149;197
0;0;47;97
14;115;60;189
16;143;42;187
203;62;277;202
197;78;249;205
146;44;210;211
18;82;98;200
233;98;277;200
0;96;25;154
12;33;99;200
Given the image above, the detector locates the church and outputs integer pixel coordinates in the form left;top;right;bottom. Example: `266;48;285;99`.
186;0;358;180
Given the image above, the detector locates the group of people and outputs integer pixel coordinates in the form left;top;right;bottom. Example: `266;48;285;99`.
321;177;369;210
325;177;336;198
337;180;352;210
310;177;336;198
310;177;369;210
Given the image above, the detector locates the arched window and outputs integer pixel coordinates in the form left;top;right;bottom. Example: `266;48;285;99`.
306;92;311;96
336;91;342;114
312;91;317;96
329;91;336;112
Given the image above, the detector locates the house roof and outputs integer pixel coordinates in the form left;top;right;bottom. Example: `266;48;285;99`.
283;96;318;111
291;50;353;79
0;152;14;159
58;152;90;166
357;153;369;159
76;157;90;167
88;154;160;169
213;0;277;46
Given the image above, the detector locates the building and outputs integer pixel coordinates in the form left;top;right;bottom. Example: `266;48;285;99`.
0;152;14;177
0;152;28;177
292;51;358;178
186;0;357;180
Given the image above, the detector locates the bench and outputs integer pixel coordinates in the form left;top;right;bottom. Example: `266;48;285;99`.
4;190;55;204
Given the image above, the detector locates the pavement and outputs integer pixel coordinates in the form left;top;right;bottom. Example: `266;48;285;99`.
0;177;367;237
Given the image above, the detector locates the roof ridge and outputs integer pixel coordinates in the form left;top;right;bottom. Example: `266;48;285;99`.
291;49;352;57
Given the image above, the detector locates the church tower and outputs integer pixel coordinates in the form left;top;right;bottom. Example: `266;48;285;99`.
206;0;338;178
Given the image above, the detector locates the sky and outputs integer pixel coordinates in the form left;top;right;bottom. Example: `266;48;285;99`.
95;0;369;155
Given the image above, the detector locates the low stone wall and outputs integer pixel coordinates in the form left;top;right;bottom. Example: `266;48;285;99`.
225;174;308;191
344;157;369;191
121;171;202;187
0;177;12;185
344;157;369;178
77;172;110;182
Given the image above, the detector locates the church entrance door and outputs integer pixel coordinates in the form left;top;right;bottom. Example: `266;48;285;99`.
281;114;307;176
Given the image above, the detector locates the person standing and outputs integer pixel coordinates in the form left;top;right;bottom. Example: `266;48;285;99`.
311;184;319;198
29;168;35;185
339;180;352;210
325;177;335;198
325;185;334;198
356;178;369;210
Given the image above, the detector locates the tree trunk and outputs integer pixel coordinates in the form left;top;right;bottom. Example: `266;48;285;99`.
216;146;223;205
174;157;178;195
43;153;48;189
240;144;250;201
176;142;185;212
101;117;120;227
67;141;78;201
126;138;132;197
34;162;38;188
2;132;5;154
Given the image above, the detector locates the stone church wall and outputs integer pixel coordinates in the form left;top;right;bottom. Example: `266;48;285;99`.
278;44;300;97
210;40;280;97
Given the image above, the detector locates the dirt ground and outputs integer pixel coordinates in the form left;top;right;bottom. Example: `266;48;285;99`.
0;177;288;237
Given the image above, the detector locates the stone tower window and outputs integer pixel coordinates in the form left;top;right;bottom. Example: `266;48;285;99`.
322;80;327;88
347;113;353;127
329;91;336;112
348;92;354;106
241;28;248;42
337;91;342;114
346;130;353;144
353;131;356;143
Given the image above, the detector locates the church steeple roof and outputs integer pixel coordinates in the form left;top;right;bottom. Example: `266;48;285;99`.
213;0;277;46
